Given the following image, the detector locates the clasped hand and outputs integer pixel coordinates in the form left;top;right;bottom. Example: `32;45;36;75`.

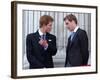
39;39;48;47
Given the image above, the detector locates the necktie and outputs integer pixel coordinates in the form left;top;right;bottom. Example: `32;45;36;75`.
41;34;46;40
70;32;75;41
41;34;47;50
43;34;46;40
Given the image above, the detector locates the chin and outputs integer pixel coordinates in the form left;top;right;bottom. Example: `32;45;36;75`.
47;30;51;32
47;31;51;33
47;31;50;33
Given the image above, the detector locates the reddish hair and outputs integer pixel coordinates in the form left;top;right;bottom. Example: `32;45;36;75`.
39;15;53;28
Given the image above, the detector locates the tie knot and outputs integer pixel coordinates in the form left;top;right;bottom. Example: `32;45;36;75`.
71;32;75;36
41;34;46;40
72;32;75;35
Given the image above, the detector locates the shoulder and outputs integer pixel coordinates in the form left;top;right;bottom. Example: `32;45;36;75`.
78;28;87;36
77;28;88;40
26;32;37;39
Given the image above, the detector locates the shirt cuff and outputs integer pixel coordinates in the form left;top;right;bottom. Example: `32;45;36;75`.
44;44;48;50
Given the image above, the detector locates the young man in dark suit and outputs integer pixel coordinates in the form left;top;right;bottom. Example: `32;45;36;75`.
26;15;57;69
64;14;89;67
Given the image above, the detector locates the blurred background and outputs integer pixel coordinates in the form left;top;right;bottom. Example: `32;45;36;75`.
22;10;91;69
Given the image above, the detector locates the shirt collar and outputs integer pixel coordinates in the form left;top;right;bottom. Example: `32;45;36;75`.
73;26;79;32
38;29;46;36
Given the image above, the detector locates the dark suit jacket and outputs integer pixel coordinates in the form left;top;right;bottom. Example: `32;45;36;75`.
26;31;57;69
65;28;89;66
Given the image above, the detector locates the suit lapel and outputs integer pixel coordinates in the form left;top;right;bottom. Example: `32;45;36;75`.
35;31;44;50
69;28;80;47
46;33;53;44
46;33;50;44
35;31;41;41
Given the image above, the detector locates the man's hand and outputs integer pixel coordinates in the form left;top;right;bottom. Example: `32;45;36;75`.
39;39;48;48
43;40;48;48
39;39;44;46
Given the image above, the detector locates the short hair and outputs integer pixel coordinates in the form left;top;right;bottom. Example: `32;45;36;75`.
39;15;54;28
64;14;78;24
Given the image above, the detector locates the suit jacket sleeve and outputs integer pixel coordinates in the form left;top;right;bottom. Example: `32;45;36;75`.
26;34;44;67
78;30;89;65
47;36;57;56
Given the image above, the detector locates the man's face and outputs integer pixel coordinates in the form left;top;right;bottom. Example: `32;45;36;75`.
45;22;53;33
64;19;75;31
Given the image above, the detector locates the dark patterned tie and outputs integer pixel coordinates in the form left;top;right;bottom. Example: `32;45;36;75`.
43;34;46;40
41;34;47;49
41;34;46;40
